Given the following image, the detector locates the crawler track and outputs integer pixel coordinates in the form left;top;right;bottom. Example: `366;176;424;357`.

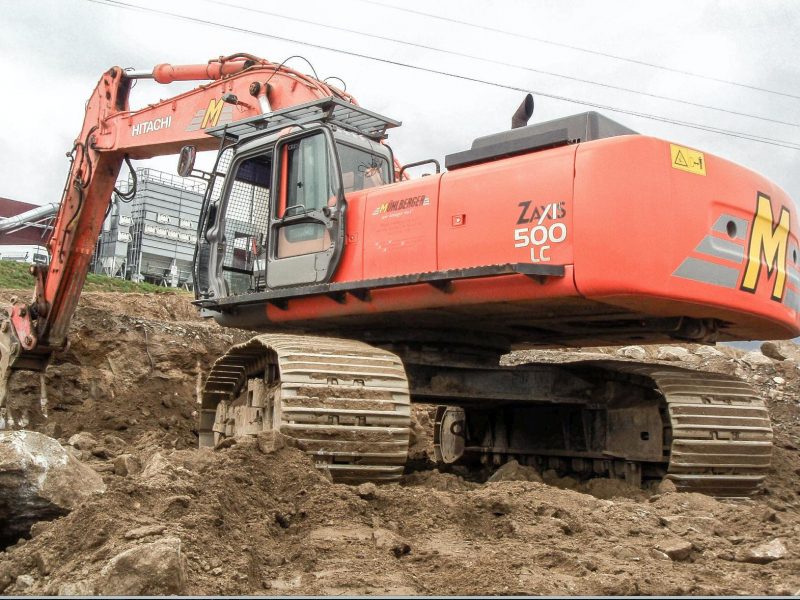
558;360;773;496
606;362;772;496
200;334;411;483
426;356;773;497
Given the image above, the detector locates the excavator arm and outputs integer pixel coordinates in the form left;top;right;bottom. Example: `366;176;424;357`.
0;53;356;401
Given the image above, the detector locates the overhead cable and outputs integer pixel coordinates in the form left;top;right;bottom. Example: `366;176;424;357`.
360;0;800;102
84;0;800;150
205;0;800;129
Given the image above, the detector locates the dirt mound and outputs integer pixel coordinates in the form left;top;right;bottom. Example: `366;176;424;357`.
0;292;798;594
3;291;255;447
2;436;799;595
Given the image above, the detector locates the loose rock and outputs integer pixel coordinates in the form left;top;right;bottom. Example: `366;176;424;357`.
761;341;788;361
659;515;719;535
257;430;296;454
57;581;94;595
124;524;167;540
656;478;678;494
736;538;788;564
0;431;105;541
693;346;725;358
654;539;693;561
356;482;378;500
97;537;187;595
114;454;142;477
34;551;55;575
617;345;647;360
657;346;691;361
14;574;35;590
67;431;97;451
742;351;774;367
487;459;543;483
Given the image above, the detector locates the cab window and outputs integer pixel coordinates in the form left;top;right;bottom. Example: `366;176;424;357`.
274;132;335;258
278;133;332;217
336;143;390;193
221;152;272;294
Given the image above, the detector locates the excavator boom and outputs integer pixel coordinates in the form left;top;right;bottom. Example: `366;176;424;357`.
0;53;357;398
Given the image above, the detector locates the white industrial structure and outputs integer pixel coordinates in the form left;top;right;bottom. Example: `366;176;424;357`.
92;169;204;288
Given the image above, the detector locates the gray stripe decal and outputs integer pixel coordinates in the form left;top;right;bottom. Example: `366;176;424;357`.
673;257;740;288
694;235;745;264
789;240;799;267
789;267;800;289
711;215;748;241
782;240;799;290
785;287;800;312
218;105;235;125
185;110;205;132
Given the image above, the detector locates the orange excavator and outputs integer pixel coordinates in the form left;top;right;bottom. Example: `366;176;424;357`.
2;53;797;496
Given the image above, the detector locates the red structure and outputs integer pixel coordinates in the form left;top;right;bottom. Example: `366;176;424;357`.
0;198;53;245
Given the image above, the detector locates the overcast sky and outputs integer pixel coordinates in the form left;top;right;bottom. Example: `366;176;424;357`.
1;0;798;207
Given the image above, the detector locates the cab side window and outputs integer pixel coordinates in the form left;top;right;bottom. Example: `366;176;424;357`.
336;143;390;194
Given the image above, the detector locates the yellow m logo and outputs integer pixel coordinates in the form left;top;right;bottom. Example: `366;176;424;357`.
201;98;225;129
741;192;791;301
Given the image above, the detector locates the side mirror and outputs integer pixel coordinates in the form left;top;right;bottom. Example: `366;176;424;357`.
177;145;197;177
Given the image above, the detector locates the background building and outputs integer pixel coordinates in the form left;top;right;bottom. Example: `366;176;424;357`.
93;169;205;289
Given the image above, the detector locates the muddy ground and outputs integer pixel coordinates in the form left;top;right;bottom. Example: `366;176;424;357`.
0;291;798;595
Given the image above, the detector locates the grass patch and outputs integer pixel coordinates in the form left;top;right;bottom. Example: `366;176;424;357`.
0;260;189;294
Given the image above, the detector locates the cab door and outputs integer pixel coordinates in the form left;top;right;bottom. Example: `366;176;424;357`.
267;127;346;288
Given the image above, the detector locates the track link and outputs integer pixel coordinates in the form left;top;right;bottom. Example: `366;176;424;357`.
200;334;411;484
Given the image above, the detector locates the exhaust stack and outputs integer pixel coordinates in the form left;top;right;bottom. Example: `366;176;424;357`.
511;94;534;129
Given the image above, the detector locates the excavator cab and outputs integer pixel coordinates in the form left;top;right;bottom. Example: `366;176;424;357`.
192;97;398;302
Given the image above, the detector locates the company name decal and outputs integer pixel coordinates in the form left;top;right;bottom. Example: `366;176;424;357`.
131;116;172;137
201;98;225;129
373;195;430;216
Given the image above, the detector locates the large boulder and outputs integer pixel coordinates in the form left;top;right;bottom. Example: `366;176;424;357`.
97;537;188;595
0;430;105;543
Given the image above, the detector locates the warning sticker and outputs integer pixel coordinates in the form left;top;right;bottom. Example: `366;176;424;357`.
670;143;706;176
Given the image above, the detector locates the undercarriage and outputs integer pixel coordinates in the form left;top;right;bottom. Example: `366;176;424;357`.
201;334;772;496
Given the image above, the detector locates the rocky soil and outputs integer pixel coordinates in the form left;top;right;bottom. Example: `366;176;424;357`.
0;291;798;595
